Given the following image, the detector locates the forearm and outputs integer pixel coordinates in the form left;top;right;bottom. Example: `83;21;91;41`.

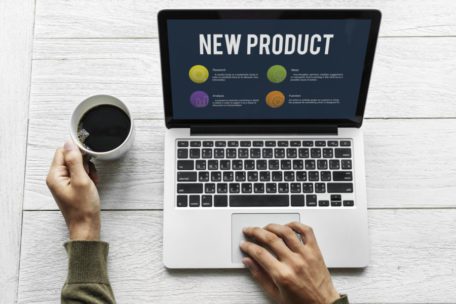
62;241;116;304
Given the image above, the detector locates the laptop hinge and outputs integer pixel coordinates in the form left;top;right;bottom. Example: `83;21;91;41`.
190;124;338;135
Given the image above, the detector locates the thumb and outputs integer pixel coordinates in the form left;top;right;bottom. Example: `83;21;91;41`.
63;140;89;185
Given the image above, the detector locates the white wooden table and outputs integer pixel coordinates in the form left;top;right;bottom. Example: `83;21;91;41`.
1;1;456;303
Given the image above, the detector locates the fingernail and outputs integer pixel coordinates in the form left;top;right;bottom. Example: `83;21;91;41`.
242;257;252;268
64;140;77;151
240;241;247;249
242;227;249;233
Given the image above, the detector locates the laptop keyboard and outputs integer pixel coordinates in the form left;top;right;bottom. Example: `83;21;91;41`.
175;139;355;208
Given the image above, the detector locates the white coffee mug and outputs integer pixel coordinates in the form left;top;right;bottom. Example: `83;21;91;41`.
70;95;135;160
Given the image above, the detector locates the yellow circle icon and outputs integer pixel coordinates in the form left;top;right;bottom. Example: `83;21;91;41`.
189;65;209;84
265;91;285;108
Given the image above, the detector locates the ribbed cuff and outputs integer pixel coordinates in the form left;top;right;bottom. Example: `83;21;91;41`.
64;241;110;284
332;294;349;304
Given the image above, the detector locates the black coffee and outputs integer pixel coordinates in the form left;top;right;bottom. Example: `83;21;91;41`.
77;105;131;152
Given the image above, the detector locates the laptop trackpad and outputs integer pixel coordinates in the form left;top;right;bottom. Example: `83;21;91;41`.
231;213;300;263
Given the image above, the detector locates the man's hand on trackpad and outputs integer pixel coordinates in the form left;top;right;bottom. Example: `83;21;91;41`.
240;222;341;304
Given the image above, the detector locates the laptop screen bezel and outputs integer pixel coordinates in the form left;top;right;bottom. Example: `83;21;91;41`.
158;9;381;129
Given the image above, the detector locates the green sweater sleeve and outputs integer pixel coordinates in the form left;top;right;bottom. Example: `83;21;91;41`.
62;241;116;304
333;294;349;304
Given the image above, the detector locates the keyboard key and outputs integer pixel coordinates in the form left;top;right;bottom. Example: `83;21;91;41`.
260;171;270;181
177;172;197;182
302;183;313;193
202;195;212;207
327;183;353;193
315;183;326;193
299;148;309;158
293;160;303;170
278;183;289;193
189;195;200;207
309;171;319;181
272;171;282;181
284;171;295;181
266;183;277;193
190;141;201;147
250;148;261;158
203;141;213;147
215;141;226;147
306;195;317;207
177;149;188;159
254;183;265;193
229;183;240;193
333;171;353;181
340;141;351;146
328;141;338;147
202;149;212;158
262;148;273;158
239;148;249;158
315;141;326;147
281;160;291;170
323;148;333;158
177;195;188;207
235;172;246;181
290;141;301;147
278;141;288;147
335;148;351;158
240;141;251;147
311;148;321;158
291;195;305;206
305;160;316;170
296;172;307;181
253;141;264;147
208;160;218;170
343;200;354;207
287;148;297;158
317;160;328;170
196;160;206;170
329;160;340;170
177;184;203;193
200;173;213;184
290;183;301;193
211;172;221;182
214;149;224;158
220;160;230;170
265;141;276;147
319;200;329;207
302;141;313;147
223;171;234;181
228;141;238;147
232;160;243;170
190;149;200;159
269;160;280;170
178;141;189;147
214;195;228;207
244;160;255;170
248;171;258;181
177;160;194;170
226;148;237;158
274;148;285;158
256;160;267;170
341;160;352;169
205;183;215;193
242;183;252;193
331;201;342;207
230;195;289;207
321;171;331;181
217;183;227;193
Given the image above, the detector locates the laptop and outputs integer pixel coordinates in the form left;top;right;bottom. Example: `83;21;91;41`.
158;9;381;268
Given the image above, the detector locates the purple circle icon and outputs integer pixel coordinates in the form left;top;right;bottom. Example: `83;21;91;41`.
190;90;209;108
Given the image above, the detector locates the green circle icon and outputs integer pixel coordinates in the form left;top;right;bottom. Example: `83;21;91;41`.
267;65;287;83
189;65;209;84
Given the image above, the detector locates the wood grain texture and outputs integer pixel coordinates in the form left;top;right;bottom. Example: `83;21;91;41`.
30;37;456;120
23;118;456;210
17;210;456;303
0;0;35;302
34;0;456;38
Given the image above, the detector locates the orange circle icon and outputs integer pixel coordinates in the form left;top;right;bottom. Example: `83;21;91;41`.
265;90;285;108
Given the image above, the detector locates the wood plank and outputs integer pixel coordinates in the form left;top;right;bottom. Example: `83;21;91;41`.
18;210;456;303
34;0;456;38
23;118;456;210
30;37;456;120
0;0;35;302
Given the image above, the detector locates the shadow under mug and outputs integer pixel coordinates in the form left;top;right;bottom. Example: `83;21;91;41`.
70;95;135;160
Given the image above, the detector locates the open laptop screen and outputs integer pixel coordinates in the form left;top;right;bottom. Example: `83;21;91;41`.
159;11;381;127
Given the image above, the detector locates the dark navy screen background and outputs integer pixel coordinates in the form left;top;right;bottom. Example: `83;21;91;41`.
167;19;371;120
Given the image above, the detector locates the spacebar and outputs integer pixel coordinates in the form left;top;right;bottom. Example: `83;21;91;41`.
230;195;289;207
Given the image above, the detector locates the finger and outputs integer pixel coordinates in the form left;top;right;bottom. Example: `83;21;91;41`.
88;160;100;185
50;147;65;169
47;148;67;189
240;240;282;276
63;139;90;185
243;227;292;260
242;257;280;302
264;223;303;252
287;221;318;247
